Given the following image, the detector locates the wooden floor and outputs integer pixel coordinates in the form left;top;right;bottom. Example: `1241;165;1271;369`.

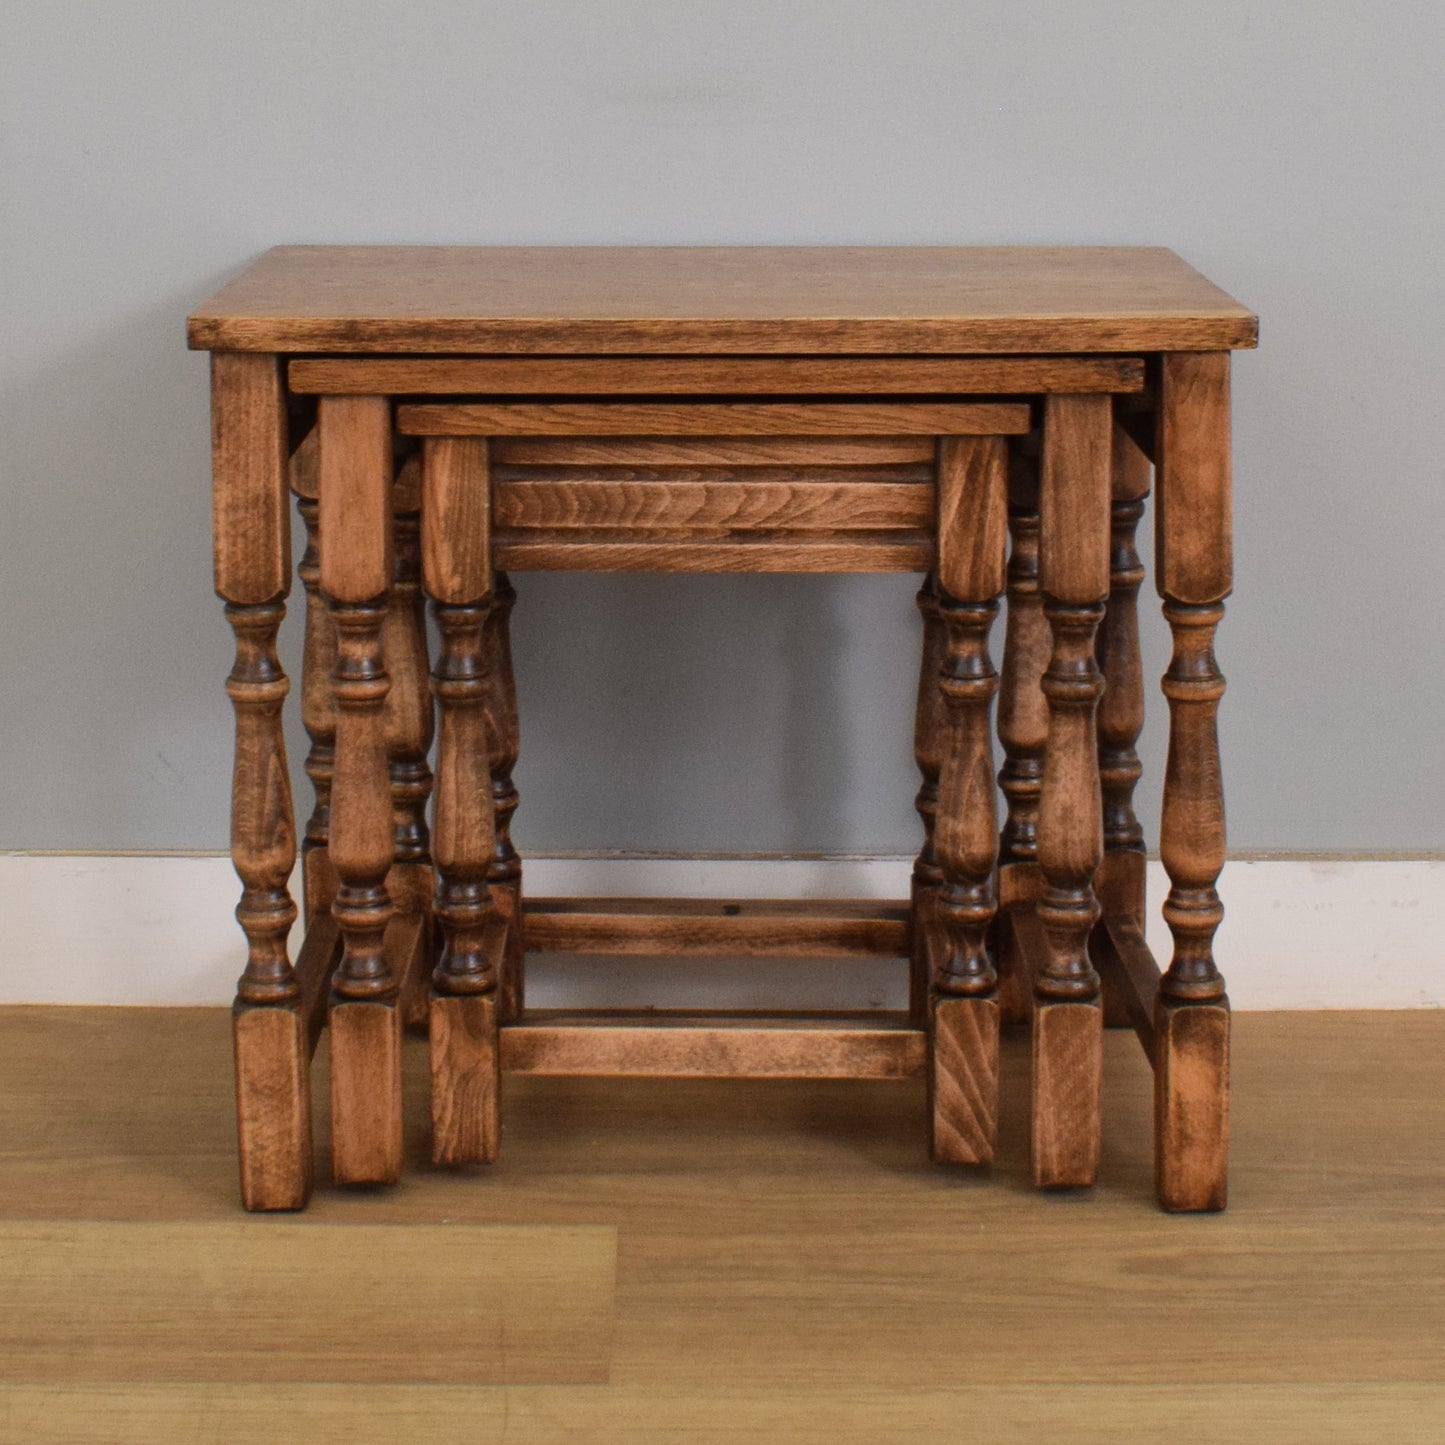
0;1008;1441;1442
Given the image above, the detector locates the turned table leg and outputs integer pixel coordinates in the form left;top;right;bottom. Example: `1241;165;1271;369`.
383;457;436;1029
423;436;504;1164
928;436;1008;1164
319;394;403;1185
909;574;946;1028
292;428;338;926
998;444;1048;873
995;439;1049;1021
212;353;310;1212
1094;425;1151;1026
484;573;525;1023
1154;353;1233;1212
1032;393;1112;1188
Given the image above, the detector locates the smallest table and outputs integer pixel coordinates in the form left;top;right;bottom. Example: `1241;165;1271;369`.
189;246;1256;1212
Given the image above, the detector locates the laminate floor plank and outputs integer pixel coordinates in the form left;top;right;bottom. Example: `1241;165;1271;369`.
0;1008;1440;1438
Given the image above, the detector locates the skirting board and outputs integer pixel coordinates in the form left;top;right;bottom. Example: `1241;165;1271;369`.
0;853;1440;1009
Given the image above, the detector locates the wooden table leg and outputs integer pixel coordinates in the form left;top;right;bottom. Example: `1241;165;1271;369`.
928;436;1008;1164
1032;394;1112;1188
383;456;437;1029
423;437;504;1164
996;437;1049;1021
1154;352;1233;1212
212;353;311;1212
292;428;338;927
909;574;946;1029
484;573;525;1024
1094;424;1151;1026
999;441;1048;872
319;394;403;1186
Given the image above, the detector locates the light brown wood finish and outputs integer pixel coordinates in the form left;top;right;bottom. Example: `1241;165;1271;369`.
318;395;393;604
230;1005;309;1212
293;442;338;924
934;434;1009;602
398;400;1031;437
211;353;309;1213
502;1012;925;1079
429;916;507;1166
493;533;934;574
993;439;1049;1030
1094;915;1161;1058
189;246;1259;353
210;353;289;604
290;354;1147;395
219;609;299;1196
197;248;1254;1212
997;439;1049;870
482;574;525;1022
381;461;435;935
420;437;490;602
430;994;502;1164
1032;393;1113;1188
1156;352;1233;605
289;419;319;494
492;435;937;467
928;434;1008;1164
384;911;433;1038
319;395;403;1186
524;897;909;958
0;1009;1439;1439
0;1220;614;1386
494;476;933;532
1096;424;1151;913
1153;352;1233;1211
293;912;341;1055
1094;424;1152;1028
12;1383;1437;1444
498;461;933;485
995;893;1043;1028
422;435;503;1165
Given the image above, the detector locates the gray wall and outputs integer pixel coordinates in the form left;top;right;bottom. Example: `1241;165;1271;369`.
3;1;1441;856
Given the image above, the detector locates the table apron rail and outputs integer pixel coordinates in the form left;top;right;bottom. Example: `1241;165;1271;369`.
289;355;1146;396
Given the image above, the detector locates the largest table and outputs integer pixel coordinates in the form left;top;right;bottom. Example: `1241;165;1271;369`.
189;246;1257;1211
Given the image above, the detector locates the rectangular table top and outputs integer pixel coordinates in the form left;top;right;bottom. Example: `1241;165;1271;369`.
187;245;1256;356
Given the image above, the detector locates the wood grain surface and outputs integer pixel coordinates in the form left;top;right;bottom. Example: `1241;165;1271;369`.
1157;351;1232;604
397;401;1031;437
230;1004;310;1211
317;395;393;604
290;354;1146;395
0;1009;1439;1441
501;1011;926;1079
997;453;1049;872
491;532;934;573
210;354;289;604
430;992;501;1166
493;477;933;533
421;438;491;603
0;1219;613;1384
187;246;1258;353
490;436;938;466
522;897;909;958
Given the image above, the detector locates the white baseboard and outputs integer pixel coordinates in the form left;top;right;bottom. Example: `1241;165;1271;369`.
0;853;1440;1009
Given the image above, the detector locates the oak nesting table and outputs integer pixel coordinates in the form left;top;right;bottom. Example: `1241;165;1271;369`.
189;246;1256;1213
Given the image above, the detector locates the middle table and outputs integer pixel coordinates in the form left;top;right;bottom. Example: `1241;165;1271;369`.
296;362;1137;1192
